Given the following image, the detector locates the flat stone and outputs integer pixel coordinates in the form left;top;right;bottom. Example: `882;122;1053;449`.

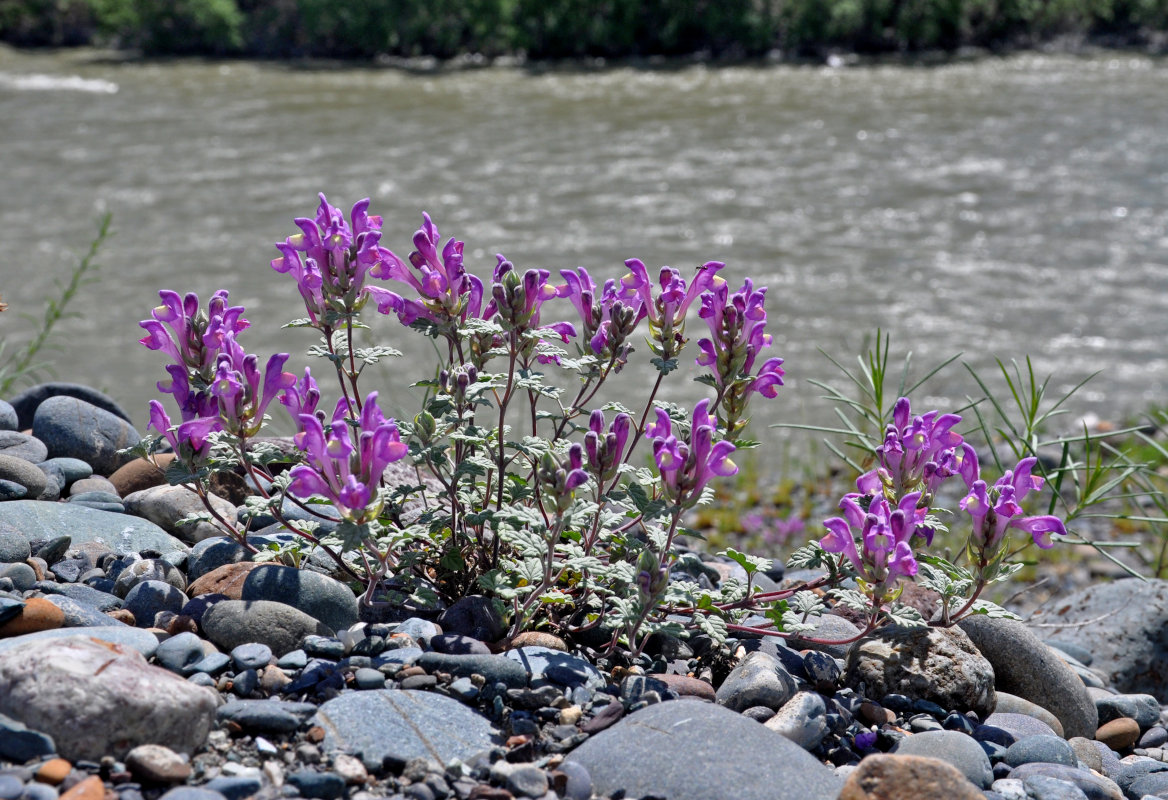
155;631;209;675
0;431;48;464
510;631;567;651
34;581;124;612
504;646;605;690
287;772;345;800
651;673;716;701
201;600;334;657
126;743;192;783
313;689;500;772
567;698;843;800
787;613;862;659
0;635;217;760
39;594;126;628
960;615;1096;739
0;501;189;558
0;625;159;658
715;650;797;712
230;642;273;671
764;690;830;750
124;580;188;627
0;527;30;562
0;597;65;637
994;691;1066;738
416;651;528;688
0;710;56;761
1004;734;1077;767
0;480;26;500
187;562;262;598
846;625;996;719
218;699;318;735
39;457;92;487
984;712;1060;740
59;776;105;800
1094;692;1161;729
32;396;139;476
838;754;985;800
0;562;35;590
240;564;358;633
1007;763;1123;800
892;729;994;788
108;456;171;497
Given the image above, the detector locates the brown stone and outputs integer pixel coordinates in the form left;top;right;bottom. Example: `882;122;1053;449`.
260;665;292;693
650;673;716;701
0;597;65;637
106;609;137;625
838;754;985;800
35;758;73;785
510;631;567;651
187;562;262;599
1095;717;1140;750
108;455;173;498
858;701;897;726
25;558;46;581
58;776;108;800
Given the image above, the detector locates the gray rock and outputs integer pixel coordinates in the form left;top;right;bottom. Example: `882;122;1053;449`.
230;642;273;671
286;772;343;800
1111;759;1168;794
155;631;208;675
69;475;118;496
504;646;606;690
186;531;338;582
33;535;71;565
202;777;261;800
313;689;500;772
0;635;217;760
0;501;189;558
1021;774;1089;800
0;480;25;500
1094;693;1161;729
994;691;1066;738
1128;770;1168;798
10;382;133;430
0;431;48;464
763;690;830;750
1007;763;1123;800
1029;578;1168;696
0;528;29;563
123;485;237;544
38;457;92;488
0;596;23;625
892;729;994;789
0;454;47;497
716;650;798;712
201;600;335;657
846;625;996;719
39;594;128;627
32;395;139;476
0;710;56;761
0;624;158;657
416;651;529;688
567;698;843;800
114;558;187;597
984;712;1060;740
437;595;506;642
960;614;1097;739
124;579;188;626
0;400;15;431
787;613;862;659
240;564;358;633
34;581;123;612
218;699;317;734
158;789;227;800
1004;734;1077;767
0;562;35;590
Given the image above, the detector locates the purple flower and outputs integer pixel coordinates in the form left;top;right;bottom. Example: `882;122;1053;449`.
286;392;408;523
960;456;1067;552
857;397;977;499
620;259;725;330
647;399;737;508
272;194;406;324
821;492;924;588
147;400;220;461
555;267;645;364
139;289;249;375
207;333;296;438
584;409;632;483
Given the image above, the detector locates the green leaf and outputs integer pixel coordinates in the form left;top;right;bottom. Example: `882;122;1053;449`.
886;604;926;627
650;357;679;375
963;600;1021;620
720;548;772;576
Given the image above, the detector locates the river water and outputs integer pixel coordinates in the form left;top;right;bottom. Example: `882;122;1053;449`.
1;47;1165;465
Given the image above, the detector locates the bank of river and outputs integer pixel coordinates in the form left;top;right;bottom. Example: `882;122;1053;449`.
2;46;1165;464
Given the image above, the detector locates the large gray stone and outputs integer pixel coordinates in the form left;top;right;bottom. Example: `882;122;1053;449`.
715;650;798;712
1029;578;1168;696
201;600;334;657
0;625;159;657
10;382;133;430
0;400;16;432
0;527;30;562
1007;763;1123;799
0;432;48;464
240;564;358;633
845;624;996;718
0;454;47;498
566;699;843;800
960;614;1097;739
123;484;237;544
313;689;500;772
0;636;217;760
0;501;189;558
32;395;139;476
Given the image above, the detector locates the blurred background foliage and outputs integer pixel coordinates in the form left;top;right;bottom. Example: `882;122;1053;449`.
2;0;1166;58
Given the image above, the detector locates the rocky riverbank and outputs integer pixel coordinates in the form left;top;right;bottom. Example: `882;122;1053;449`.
3;382;1168;800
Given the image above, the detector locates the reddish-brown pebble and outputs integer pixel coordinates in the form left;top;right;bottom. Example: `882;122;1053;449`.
838;754;985;800
650;673;716;701
105;609;136;625
187;562;262;599
25;558;46;581
305;726;325;743
108;455;173;497
0;597;65;637
510;631;567;651
261;665;292;693
397;665;427;679
35;758;73;785
58;775;108;800
858;701;897;726
1096;717;1141;750
467;785;514;799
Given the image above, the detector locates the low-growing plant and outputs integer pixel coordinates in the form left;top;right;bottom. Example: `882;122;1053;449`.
133;196;1126;658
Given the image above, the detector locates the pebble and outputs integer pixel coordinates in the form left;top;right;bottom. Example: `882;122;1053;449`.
0;455;48;498
1095;717;1141;750
229;642;272;671
0;597;65;637
287;771;345;800
892;729;994;789
125;744;192;783
200;600;334;657
764;691;830;750
838;754;985;800
34;758;73;784
32;397;139;477
715;650;797;712
1004;735;1077;767
239;564;358;633
0;432;49;464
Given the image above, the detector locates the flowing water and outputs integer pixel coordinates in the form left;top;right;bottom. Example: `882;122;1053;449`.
1;47;1166;466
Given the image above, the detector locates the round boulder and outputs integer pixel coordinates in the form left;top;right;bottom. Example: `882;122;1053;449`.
32;396;139;476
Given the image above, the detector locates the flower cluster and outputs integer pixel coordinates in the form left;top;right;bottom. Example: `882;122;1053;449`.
960;454;1067;557
821;491;925;596
647;399;738;509
696;277;785;432
619;258;724;359
556;267;644;368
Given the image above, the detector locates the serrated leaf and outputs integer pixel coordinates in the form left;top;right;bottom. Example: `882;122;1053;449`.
720;548;772;576
887;604;926;627
650;357;679;375
963;600;1021;620
831;588;872;612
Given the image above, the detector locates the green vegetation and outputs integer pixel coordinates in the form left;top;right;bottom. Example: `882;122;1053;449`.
2;0;1166;59
0;213;112;397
